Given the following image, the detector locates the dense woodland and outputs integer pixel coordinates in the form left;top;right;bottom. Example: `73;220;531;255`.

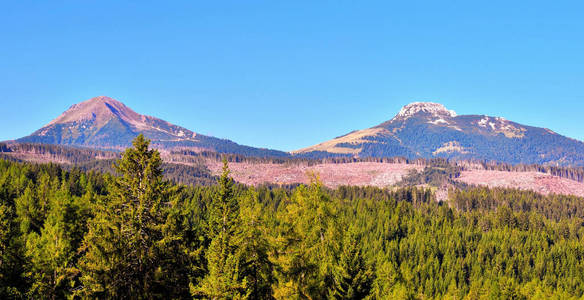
1;136;584;299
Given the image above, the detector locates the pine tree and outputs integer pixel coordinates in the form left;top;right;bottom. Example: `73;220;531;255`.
207;159;239;238
234;188;275;299
0;203;26;298
25;185;88;299
78;134;173;298
15;183;44;234
159;185;207;298
193;159;248;299
328;226;374;299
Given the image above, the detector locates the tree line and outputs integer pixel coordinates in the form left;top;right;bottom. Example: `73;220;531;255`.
4;142;584;185
1;135;584;299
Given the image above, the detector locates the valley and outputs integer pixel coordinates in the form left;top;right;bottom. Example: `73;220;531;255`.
4;142;584;199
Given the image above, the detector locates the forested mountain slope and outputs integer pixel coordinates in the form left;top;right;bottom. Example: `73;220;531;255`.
14;97;584;166
16;96;288;157
2;135;584;298
295;102;584;166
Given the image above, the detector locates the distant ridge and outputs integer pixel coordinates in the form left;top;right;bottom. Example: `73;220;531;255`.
14;97;584;165
294;102;584;166
17;96;288;157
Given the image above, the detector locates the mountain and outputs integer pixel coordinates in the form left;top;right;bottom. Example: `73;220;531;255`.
293;102;584;166
17;96;288;157
14;98;584;166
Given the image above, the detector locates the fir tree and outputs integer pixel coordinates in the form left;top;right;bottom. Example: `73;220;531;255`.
0;203;26;298
328;226;374;300
25;185;88;299
193;159;248;299
78;134;173;298
207;159;239;238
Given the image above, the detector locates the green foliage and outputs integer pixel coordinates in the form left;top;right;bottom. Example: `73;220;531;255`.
25;186;89;299
234;188;275;299
193;159;247;299
0;202;26;298
398;163;462;188
451;186;584;221
193;161;276;299
272;175;339;299
78;134;185;298
207;160;239;238
2;138;584;299
328;226;374;299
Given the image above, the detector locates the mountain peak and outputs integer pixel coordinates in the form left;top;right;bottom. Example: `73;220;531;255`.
395;102;457;120
89;95;115;101
19;96;289;157
86;95;121;105
46;96;139;127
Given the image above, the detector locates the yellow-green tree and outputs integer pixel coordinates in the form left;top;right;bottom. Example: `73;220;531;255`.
273;175;338;299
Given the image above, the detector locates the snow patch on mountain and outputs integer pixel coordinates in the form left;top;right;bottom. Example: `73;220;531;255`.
395;102;457;120
428;118;449;125
476;116;525;138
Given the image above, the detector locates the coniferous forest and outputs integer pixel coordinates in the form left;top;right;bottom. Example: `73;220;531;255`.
2;135;584;299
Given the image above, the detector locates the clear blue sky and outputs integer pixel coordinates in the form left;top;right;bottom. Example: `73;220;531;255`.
1;1;583;151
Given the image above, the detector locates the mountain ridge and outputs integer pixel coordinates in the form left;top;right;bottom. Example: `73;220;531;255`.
17;96;288;157
13;97;584;166
294;102;584;166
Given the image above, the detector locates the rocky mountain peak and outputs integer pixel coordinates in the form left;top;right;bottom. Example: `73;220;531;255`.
394;102;457;120
46;96;140;127
18;96;288;157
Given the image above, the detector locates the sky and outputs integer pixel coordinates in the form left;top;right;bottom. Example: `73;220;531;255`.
1;1;583;151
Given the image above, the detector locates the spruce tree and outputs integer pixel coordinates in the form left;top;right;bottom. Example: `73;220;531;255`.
160;185;207;298
78;134;172;298
192;159;247;299
25;185;88;299
0;203;26;298
207;159;239;238
328;226;374;300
